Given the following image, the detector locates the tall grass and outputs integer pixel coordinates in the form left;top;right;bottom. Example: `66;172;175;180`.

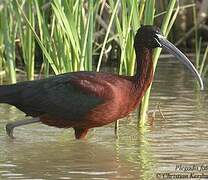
16;0;99;75
199;45;208;76
195;37;208;77
15;0;35;80
193;1;208;77
0;1;17;83
96;0;120;72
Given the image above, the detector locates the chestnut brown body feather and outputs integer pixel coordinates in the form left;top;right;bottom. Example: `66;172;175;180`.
39;47;153;138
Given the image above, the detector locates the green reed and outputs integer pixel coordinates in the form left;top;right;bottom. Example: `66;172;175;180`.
193;1;208;77
15;0;35;80
0;1;17;83
195;37;208;77
19;0;97;75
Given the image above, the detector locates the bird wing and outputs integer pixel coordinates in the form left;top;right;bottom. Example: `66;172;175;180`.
14;73;105;120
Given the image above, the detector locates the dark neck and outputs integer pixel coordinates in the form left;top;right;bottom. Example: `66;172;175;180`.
133;47;154;89
125;47;154;112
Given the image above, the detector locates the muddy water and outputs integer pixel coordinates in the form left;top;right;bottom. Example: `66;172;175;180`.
0;58;207;179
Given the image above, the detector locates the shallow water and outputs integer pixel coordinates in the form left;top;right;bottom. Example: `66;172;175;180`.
0;59;208;179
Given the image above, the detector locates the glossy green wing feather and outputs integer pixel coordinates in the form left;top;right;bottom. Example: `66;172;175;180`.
0;72;104;120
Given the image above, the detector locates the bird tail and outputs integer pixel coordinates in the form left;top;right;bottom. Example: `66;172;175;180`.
0;84;21;104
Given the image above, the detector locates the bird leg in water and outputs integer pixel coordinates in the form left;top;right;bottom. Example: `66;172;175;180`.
74;128;89;139
114;120;119;139
6;117;40;138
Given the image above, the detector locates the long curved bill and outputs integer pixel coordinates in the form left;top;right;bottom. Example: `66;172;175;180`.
155;34;204;90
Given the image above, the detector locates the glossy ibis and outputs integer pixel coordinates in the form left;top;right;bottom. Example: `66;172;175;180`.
1;25;203;139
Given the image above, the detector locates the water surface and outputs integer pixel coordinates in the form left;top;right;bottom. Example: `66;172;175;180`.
0;59;208;179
